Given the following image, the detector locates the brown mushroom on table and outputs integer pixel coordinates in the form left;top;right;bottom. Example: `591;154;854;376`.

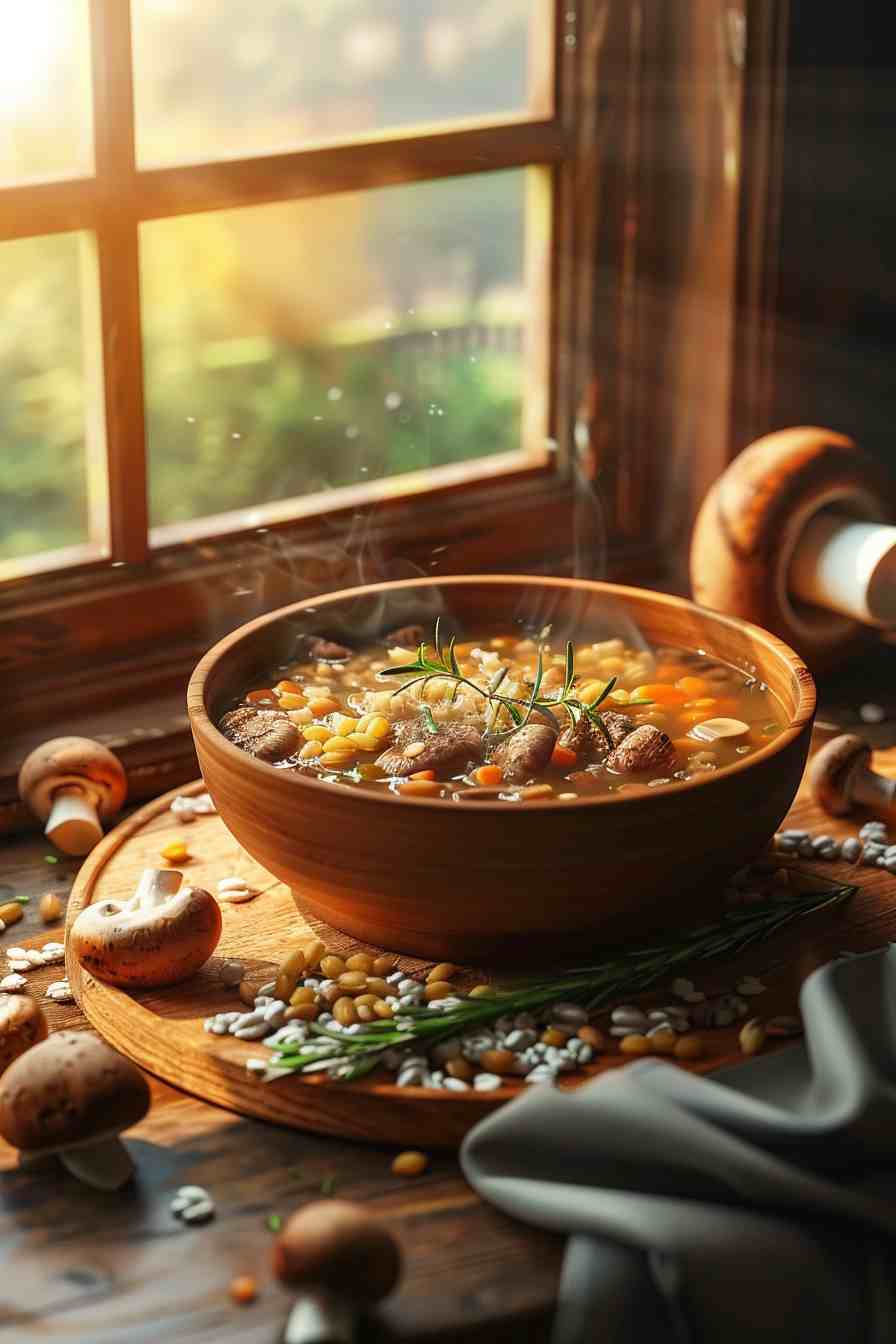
809;733;896;819
69;867;222;988
0;1031;150;1189
18;736;127;856
273;1200;402;1344
0;994;48;1075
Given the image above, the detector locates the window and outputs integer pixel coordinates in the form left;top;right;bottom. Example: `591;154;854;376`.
0;0;557;586
1;1;784;709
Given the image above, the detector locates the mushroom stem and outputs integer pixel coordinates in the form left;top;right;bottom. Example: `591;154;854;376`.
133;867;183;909
58;1135;135;1190
851;766;896;816
284;1291;356;1344
45;786;103;856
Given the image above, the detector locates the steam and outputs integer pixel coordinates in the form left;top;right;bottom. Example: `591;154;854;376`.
188;364;649;658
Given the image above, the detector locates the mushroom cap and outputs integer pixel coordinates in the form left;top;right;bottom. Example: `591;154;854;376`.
0;1031;149;1154
69;873;222;988
0;994;48;1076
272;1200;402;1303
809;733;871;815
18;737;127;822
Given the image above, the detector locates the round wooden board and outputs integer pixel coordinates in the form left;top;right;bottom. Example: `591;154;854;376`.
65;782;777;1147
64;782;576;1147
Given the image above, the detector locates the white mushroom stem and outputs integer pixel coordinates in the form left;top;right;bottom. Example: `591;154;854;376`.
133;868;183;909
789;512;896;627
284;1291;356;1344
57;1135;135;1191
850;765;896;814
44;786;103;856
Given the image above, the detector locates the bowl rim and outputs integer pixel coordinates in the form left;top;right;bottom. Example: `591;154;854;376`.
187;574;816;812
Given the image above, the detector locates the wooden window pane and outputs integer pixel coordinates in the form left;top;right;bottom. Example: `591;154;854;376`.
0;2;94;188
0;232;107;571
131;0;550;169
141;167;548;538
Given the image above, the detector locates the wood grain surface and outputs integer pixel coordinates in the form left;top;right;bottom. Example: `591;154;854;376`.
5;736;896;1342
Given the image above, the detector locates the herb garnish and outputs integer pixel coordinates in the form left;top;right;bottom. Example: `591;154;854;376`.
266;880;855;1083
378;618;629;746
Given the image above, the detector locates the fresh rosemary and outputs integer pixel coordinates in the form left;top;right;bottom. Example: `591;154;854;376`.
267;879;856;1083
377;617;626;745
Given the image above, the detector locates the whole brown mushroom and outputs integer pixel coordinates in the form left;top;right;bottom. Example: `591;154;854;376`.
69;868;222;988
273;1200;402;1344
0;1031;150;1189
809;733;896;819
0;994;48;1075
18;736;127;856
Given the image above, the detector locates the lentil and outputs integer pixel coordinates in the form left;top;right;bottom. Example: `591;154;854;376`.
372;954;398;977
541;1028;568;1048
577;1025;606;1051
38;892;62;924
674;1034;705;1060
319;955;346;978
160;842;190;864
0;903;23;928
446;1057;476;1081
345;953;374;974
427;962;458;984
480;1048;515;1074
424;981;455;1002
392;1150;429;1177
274;948;307;1003
739;1018;767;1056
619;1034;651;1055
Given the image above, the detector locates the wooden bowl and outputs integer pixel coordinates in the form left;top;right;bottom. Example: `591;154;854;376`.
188;576;815;963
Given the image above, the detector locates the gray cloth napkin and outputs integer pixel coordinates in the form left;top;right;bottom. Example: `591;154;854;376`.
461;947;896;1344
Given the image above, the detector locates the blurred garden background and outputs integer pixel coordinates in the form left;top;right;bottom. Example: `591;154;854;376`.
0;0;542;563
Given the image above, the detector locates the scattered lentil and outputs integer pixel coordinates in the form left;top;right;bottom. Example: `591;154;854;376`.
38;893;62;924
392;1150;428;1177
674;1034;705;1060
160;842;190;864
619;1034;651;1055
739;1018;767;1055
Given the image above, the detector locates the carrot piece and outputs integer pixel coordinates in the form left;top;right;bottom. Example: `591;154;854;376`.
550;744;578;770
671;737;696;754
631;683;688;706
410;769;437;781
474;765;504;787
675;676;709;697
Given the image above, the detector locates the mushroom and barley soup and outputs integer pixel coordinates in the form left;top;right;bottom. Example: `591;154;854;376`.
219;626;785;801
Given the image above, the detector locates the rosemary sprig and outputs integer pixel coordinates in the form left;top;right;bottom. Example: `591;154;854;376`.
377;617;631;742
266;880;855;1083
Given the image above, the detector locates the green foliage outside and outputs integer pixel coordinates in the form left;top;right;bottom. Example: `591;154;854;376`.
0;1;532;561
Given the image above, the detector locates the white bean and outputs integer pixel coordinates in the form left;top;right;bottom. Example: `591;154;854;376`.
473;1073;503;1092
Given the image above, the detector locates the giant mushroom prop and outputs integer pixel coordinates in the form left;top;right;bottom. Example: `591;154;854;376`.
809;733;896;820
18;737;127;856
0;1031;149;1189
70;868;222;988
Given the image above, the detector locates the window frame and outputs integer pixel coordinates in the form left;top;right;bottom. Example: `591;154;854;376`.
0;0;565;579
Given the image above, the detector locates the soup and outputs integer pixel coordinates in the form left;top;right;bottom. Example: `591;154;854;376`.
218;622;785;802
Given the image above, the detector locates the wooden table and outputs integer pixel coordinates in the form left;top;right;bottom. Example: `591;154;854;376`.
3;727;896;1343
